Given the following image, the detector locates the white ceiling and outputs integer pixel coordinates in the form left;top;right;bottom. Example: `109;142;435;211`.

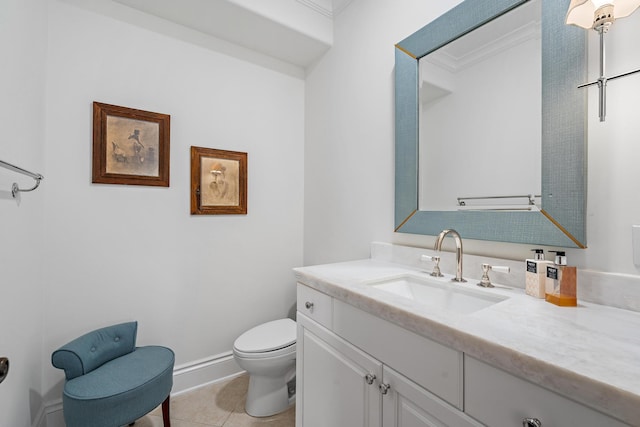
111;0;352;68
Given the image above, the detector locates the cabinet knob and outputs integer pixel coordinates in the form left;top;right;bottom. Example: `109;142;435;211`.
522;418;542;427
305;301;314;310
365;374;376;385
378;383;390;395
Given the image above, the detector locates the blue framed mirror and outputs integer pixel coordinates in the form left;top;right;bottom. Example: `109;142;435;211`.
395;0;587;248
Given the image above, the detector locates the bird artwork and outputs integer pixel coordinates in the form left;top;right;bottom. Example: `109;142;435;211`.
128;129;145;163
97;103;166;184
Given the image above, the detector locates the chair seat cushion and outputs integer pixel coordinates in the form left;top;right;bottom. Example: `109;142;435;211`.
62;345;174;427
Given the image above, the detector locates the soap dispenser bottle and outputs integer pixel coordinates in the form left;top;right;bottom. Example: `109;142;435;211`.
525;249;551;298
545;251;577;307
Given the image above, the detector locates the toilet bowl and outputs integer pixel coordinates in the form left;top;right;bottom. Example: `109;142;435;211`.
233;318;296;417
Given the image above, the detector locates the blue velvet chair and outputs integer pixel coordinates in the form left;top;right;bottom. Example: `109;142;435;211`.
51;321;174;427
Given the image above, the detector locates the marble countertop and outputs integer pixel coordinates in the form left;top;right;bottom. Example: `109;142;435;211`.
294;258;640;426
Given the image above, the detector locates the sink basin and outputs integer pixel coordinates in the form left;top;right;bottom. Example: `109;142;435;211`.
366;274;508;314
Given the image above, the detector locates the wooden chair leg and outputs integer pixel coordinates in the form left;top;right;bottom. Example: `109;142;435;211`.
162;395;171;427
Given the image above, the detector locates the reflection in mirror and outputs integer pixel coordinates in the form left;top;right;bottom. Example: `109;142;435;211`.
394;0;587;248
419;0;542;211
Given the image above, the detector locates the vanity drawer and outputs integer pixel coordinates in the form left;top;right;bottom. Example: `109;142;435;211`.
464;356;629;427
297;284;333;329
333;299;463;409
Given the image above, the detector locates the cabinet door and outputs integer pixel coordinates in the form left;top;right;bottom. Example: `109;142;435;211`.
382;366;483;427
297;313;383;427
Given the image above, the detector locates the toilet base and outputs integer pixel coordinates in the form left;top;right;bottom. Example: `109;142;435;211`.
245;374;295;417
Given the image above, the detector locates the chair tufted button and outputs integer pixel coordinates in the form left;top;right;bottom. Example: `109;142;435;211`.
90;347;96;352
114;337;120;342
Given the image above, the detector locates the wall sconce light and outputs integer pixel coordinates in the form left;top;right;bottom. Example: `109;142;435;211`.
566;0;640;121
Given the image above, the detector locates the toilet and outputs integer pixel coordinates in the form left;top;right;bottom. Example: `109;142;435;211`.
232;318;296;417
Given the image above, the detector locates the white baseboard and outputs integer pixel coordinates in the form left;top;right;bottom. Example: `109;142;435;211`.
32;403;50;427
172;351;243;395
42;351;243;427
41;402;63;427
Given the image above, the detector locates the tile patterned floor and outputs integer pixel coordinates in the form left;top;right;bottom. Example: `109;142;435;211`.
136;374;295;427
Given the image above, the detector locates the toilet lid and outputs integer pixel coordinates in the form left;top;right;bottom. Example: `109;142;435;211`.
234;318;296;353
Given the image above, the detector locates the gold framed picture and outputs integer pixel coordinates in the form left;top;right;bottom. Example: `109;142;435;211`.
92;102;170;187
190;146;247;215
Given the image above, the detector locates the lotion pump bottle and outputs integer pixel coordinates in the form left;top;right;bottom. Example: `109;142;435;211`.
525;249;551;298
545;251;577;307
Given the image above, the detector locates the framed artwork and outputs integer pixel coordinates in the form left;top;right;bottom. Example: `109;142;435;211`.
92;102;170;186
190;146;247;215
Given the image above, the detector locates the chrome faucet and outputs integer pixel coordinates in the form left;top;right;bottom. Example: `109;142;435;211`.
434;229;466;282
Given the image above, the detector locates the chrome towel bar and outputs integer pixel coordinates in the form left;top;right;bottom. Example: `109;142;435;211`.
0;159;44;198
457;194;540;206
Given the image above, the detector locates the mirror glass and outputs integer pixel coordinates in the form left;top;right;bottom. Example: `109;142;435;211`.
394;0;587;248
419;0;541;211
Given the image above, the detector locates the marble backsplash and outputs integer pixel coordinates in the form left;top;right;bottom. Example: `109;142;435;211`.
371;242;640;313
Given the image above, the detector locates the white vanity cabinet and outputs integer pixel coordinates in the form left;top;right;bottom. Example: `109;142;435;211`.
296;283;632;427
296;284;480;427
464;356;630;427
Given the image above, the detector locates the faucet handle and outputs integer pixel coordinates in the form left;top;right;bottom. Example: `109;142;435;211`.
477;263;510;288
421;255;444;277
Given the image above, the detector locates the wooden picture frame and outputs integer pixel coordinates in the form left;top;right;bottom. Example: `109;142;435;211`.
191;146;247;215
92;102;170;187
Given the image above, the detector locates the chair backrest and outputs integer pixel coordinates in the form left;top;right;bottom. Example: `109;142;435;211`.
51;321;138;380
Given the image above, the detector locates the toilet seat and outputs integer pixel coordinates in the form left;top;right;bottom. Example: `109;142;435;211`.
233;343;296;359
233;318;296;358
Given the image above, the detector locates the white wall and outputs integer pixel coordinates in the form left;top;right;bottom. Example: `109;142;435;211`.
42;0;304;404
578;12;640;274
0;0;47;426
304;0;640;278
304;0;464;265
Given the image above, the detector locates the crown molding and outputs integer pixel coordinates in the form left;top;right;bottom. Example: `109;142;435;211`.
332;0;354;16
425;20;541;73
296;0;353;18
